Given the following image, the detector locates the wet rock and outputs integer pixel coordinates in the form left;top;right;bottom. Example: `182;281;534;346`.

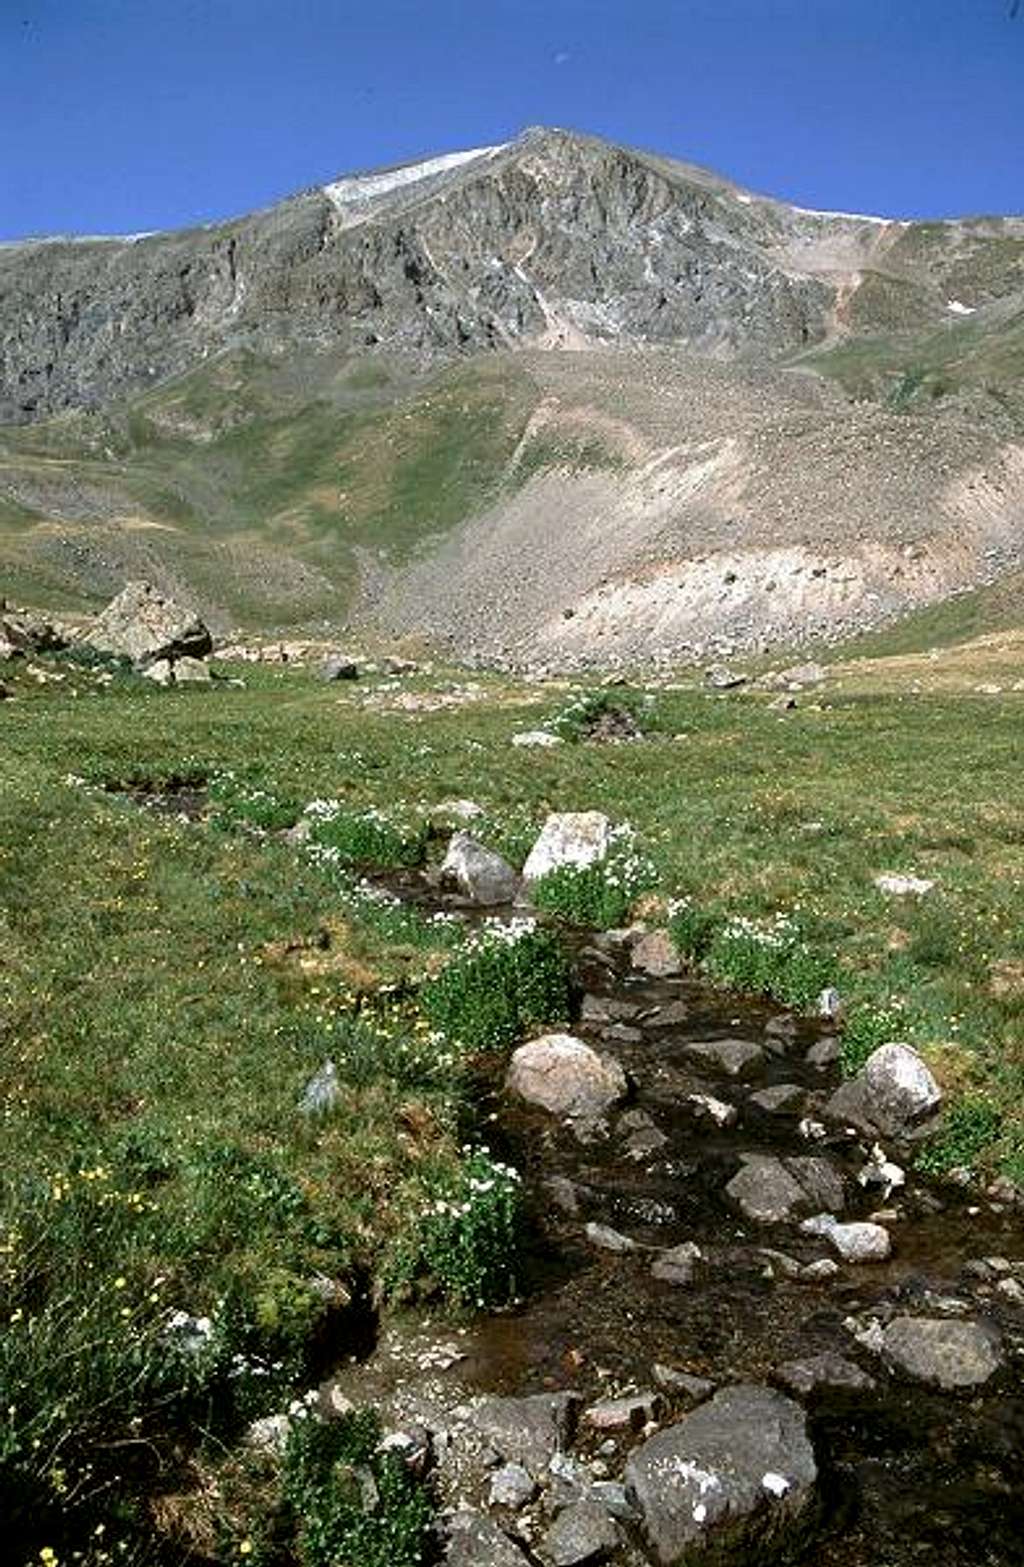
801;1258;840;1282
645;999;690;1028
85;580;212;665
624;1384;817;1564
801;1214;890;1263
758;1249;804;1281
766;663;827;691
508;1034;628;1124
775;1353;877;1398
686;1038;765;1078
618;1108;669;1157
652;1366;715;1404
586;1222;638;1254
631;930;682;978
544;1499;623;1565
319;655;359;681
441;832;519;905
469;1392;580;1477
749;1083;804;1114
544;1175;582;1215
585;1392;661;1432
522;812;613;882
651;1242;704;1287
826;1043;941;1139
806;1037;840;1069
871;1316;1004;1389
727;1154;843;1223
602;1022;643;1045
688;1092;738;1129
443;1509;532;1566
489;1463;538;1509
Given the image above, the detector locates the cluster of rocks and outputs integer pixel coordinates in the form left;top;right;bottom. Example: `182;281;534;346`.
440;810;614;910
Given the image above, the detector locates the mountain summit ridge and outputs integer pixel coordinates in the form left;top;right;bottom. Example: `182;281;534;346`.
3;126;1023;424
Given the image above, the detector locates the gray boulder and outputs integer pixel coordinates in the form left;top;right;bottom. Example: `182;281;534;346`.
873;1316;1003;1389
800;1214;891;1262
142;658;174;687
440;832;519;905
488;1463;537;1510
686;1038;765;1078
522;812;612;883
624;1384;817;1564
631;929;683;977
544;1500;623;1565
468;1391;579;1477
443;1510;531;1566
507;1034;627;1124
85;581;212;665
826;1042;941;1138
319;655;359;681
775;1353;876;1398
726;1154;844;1223
173;655;213;684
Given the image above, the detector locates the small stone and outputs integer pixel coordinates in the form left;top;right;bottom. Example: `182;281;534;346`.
652;1366;715;1403
443;1510;531;1566
468;1392;580;1477
585;1222;637;1254
801;1213;892;1262
875;873;935;897
807;1037;841;1069
686;1037;765;1078
488;1463;537;1510
651;1242;703;1287
688;1092;738;1128
300;1059;341;1115
775;1353;877;1397
544;1499;622;1566
143;658;173;686
801;1258;840;1281
511;729;562;748
584;1392;661;1431
173;655;212;684
631;929;682;977
544;1176;581;1215
749;1083;804;1114
587;1481;638;1522
817;987;843;1019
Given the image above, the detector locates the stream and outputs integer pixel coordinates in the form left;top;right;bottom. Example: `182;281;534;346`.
328;875;1024;1567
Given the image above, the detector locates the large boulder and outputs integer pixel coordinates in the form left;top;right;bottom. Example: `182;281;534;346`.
726;1154;844;1224
85;581;212;665
869;1316;1003;1389
443;1510;531;1566
624;1384;818;1564
507;1034;628;1124
467;1392;580;1478
440;832;519;905
826;1042;941;1139
522;812;612;883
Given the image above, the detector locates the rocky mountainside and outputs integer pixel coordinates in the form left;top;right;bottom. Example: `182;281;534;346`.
1;127;1023;662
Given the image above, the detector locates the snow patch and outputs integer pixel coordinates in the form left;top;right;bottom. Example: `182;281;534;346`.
323;144;507;212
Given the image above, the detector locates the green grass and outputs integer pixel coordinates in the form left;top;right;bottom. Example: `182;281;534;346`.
4;650;1024;1554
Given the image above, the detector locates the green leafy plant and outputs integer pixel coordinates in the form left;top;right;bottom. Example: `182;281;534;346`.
667;896;721;962
839;1000;912;1076
704;912;835;1010
916;1098;1003;1175
387;1148;524;1308
420;919;571;1052
209;769;300;832
548;685;653;741
280;1407;434;1567
305;800;428;868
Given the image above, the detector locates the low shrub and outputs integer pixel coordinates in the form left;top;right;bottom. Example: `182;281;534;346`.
280;1406;434;1567
916;1098;1003;1175
209;769;300;833
667;896;721;962
704;912;835;1010
420;919;571;1052
305;800;428;869
387;1148;524;1308
548;686;654;742
839;1000;912;1076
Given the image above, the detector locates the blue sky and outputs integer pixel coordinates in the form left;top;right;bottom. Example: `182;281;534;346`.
1;0;1021;239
